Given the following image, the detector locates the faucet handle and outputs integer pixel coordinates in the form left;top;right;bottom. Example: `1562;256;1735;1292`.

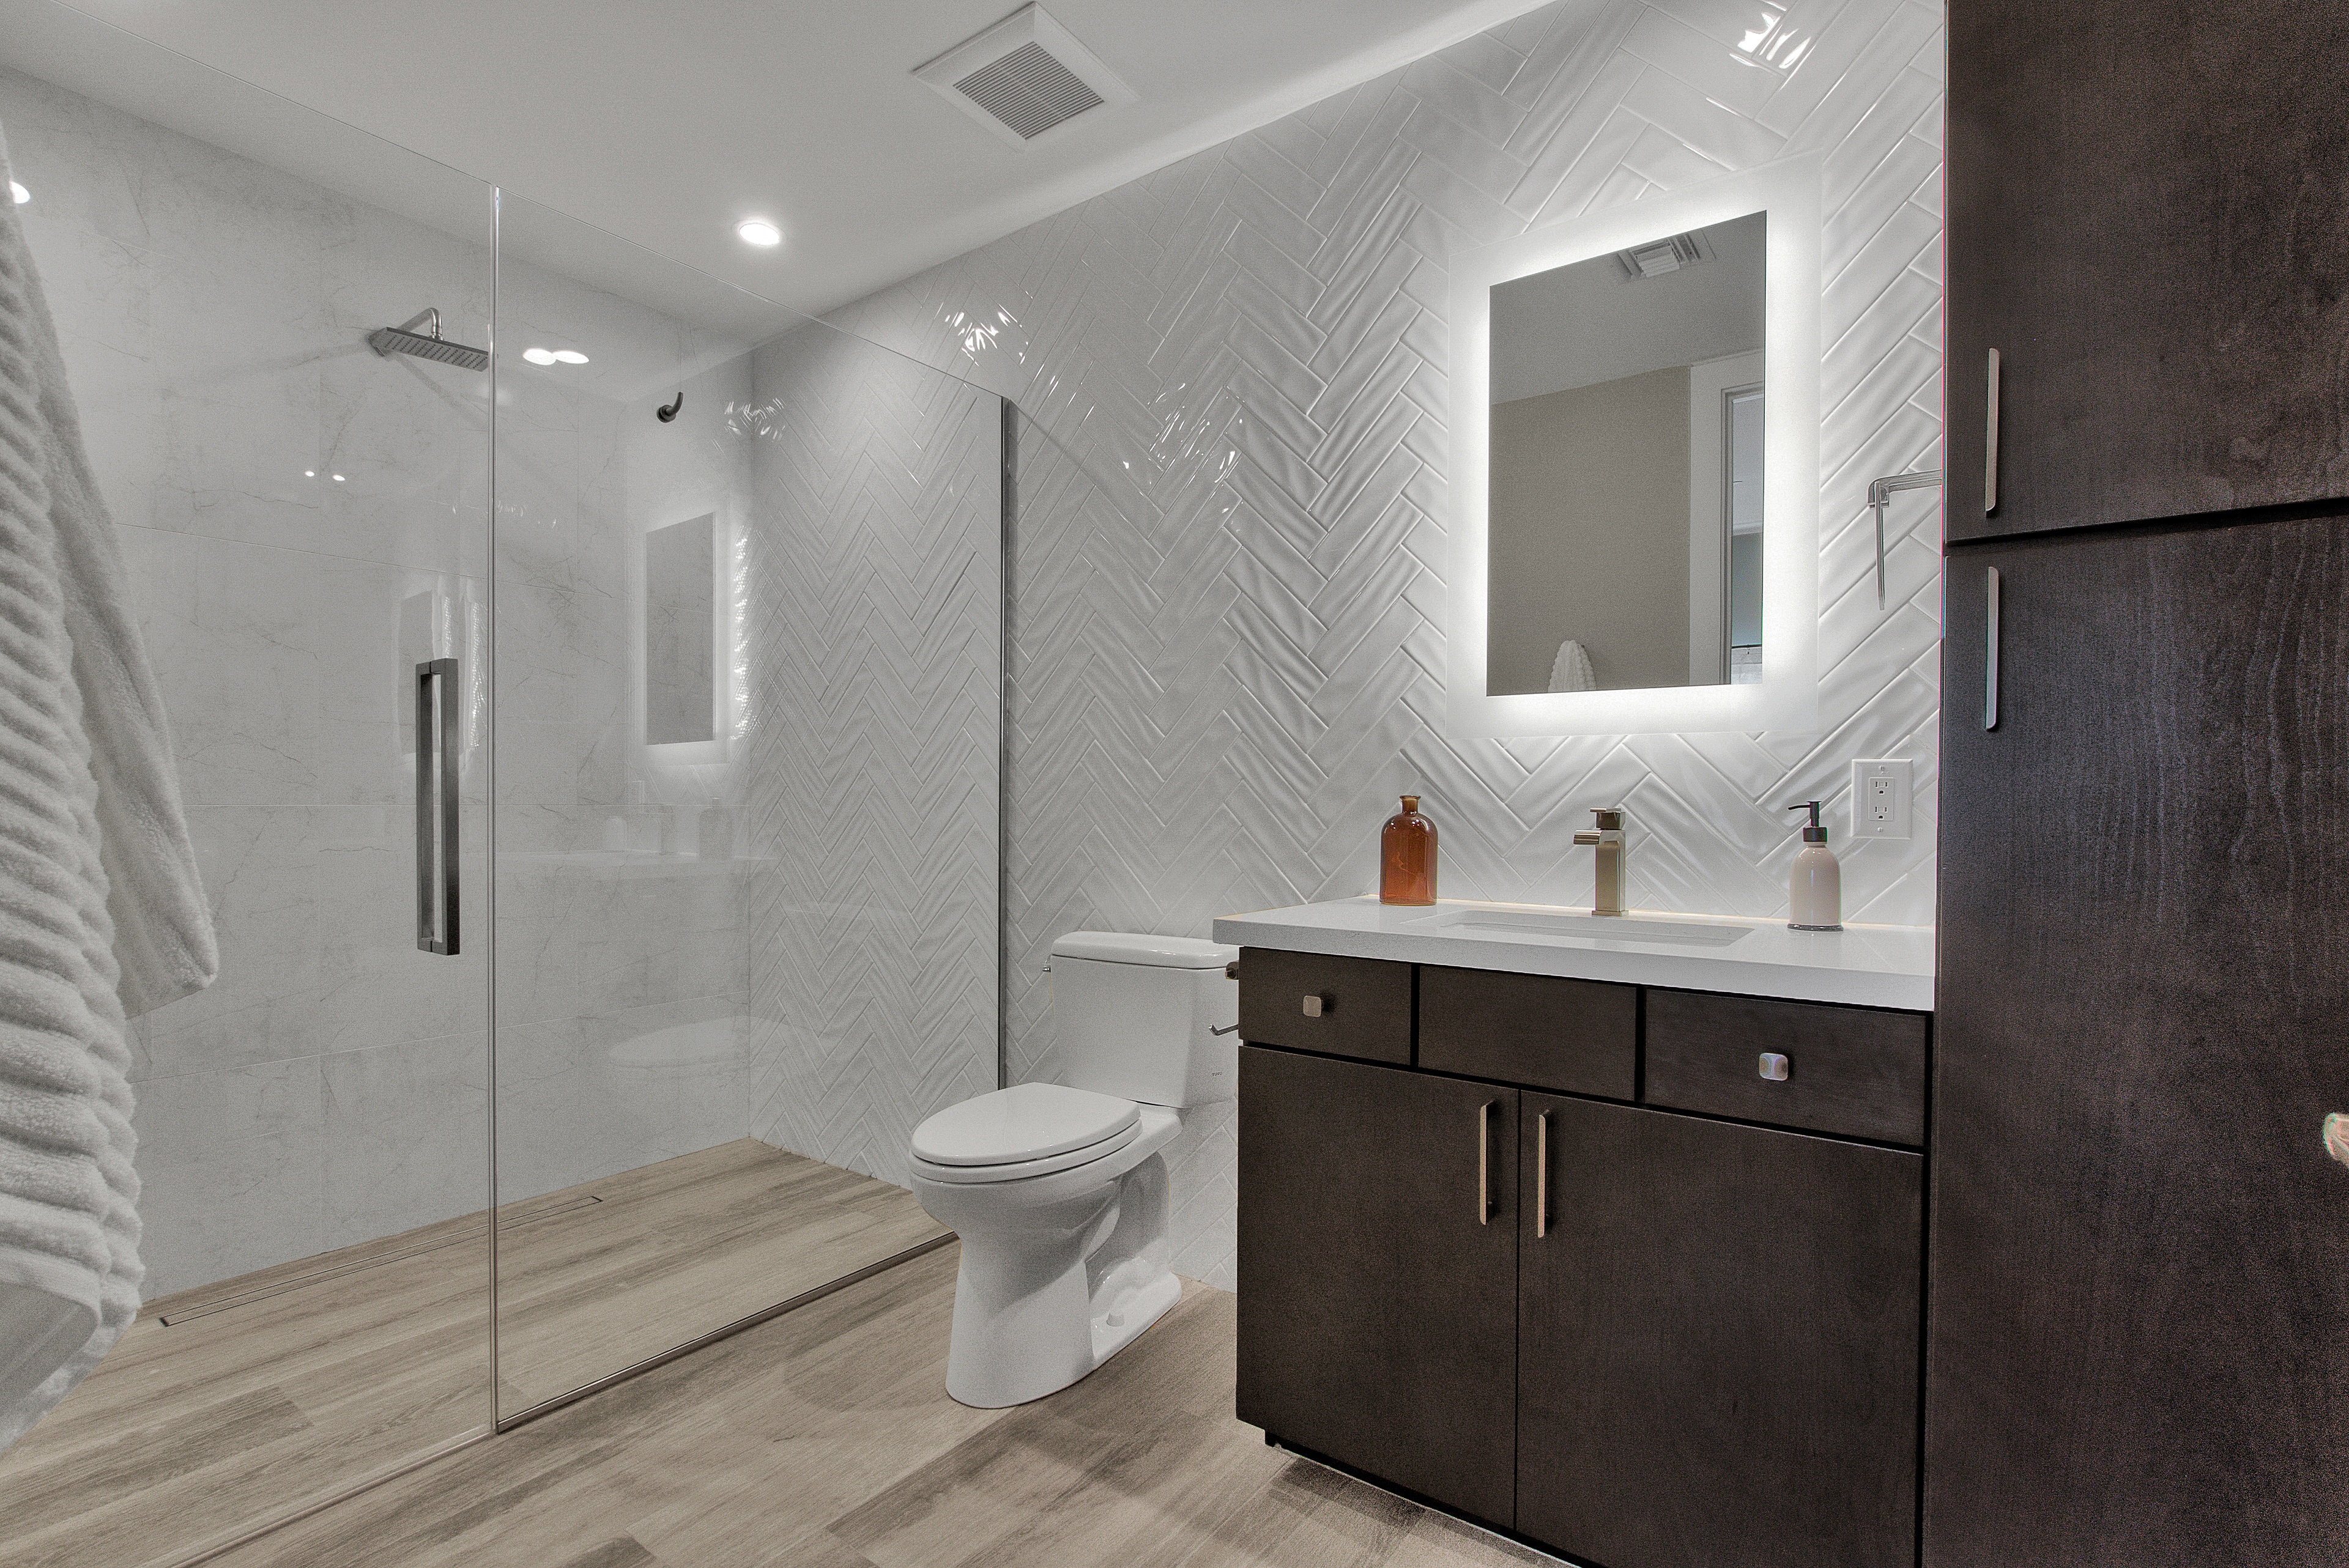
1590;807;1624;832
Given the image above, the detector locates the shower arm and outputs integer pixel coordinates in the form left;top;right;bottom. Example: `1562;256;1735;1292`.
1867;468;1945;607
394;308;445;342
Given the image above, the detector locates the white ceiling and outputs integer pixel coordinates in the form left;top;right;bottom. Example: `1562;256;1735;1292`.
6;0;1555;318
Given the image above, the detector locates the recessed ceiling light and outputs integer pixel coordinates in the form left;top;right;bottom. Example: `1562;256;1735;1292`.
522;347;558;366
303;469;316;478
333;474;346;483
551;349;588;365
736;218;782;248
9;181;27;204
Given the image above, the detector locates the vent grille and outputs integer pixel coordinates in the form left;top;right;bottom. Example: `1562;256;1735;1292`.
915;5;1132;148
956;40;1104;139
1616;231;1713;279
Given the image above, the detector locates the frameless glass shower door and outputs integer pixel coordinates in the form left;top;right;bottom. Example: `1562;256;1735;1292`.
0;9;496;1563
489;196;1001;1418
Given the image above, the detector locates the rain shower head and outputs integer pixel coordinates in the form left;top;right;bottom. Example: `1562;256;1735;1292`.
368;308;487;372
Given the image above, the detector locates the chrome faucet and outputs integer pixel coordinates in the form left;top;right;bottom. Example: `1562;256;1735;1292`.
1572;807;1627;916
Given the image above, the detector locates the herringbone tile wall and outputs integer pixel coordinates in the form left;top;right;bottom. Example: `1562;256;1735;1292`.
830;0;1946;1287
739;324;1002;1186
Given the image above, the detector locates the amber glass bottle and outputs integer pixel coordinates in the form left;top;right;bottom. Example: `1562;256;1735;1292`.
1380;794;1437;905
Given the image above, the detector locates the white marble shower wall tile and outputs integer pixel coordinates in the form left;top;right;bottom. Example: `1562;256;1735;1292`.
492;995;745;1205
7;65;754;1294
131;1057;327;1298
129;804;488;1079
115;525;443;807
320;1032;491;1249
833;0;1948;1289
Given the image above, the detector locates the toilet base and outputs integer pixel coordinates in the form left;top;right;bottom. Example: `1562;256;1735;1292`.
1090;1268;1181;1369
925;1138;1180;1409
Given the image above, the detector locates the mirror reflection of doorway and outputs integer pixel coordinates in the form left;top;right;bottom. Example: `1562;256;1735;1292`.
1726;386;1764;684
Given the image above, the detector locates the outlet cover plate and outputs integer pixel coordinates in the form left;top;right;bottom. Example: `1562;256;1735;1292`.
1852;758;1913;840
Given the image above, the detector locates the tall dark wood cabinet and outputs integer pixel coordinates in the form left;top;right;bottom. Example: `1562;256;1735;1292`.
1234;1046;1520;1528
1929;520;2349;1562
1939;3;2349;1556
1946;0;2349;542
1520;1096;1921;1568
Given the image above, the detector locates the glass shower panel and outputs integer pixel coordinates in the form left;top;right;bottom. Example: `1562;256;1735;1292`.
0;7;495;1563
490;197;998;1418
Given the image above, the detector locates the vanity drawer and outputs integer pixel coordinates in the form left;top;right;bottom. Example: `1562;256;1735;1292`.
1417;966;1635;1100
1237;950;1412;1065
1644;990;1928;1145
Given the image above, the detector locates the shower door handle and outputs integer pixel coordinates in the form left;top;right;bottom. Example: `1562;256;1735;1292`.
415;657;459;955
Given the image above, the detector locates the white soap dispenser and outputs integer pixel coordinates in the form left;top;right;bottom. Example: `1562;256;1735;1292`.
1786;800;1843;931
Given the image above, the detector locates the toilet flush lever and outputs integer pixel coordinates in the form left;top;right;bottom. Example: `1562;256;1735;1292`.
1209;1023;1240;1037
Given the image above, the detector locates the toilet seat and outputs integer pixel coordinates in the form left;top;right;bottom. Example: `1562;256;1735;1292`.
911;1120;1142;1184
910;1083;1142;1185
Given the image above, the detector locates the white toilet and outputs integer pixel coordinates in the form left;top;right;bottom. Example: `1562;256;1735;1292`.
908;931;1238;1408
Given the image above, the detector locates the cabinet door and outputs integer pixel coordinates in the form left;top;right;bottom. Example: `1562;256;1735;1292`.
1931;521;2349;1562
1519;1095;1920;1568
1236;1046;1518;1528
1947;0;2349;542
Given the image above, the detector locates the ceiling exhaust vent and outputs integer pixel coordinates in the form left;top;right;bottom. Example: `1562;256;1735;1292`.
916;4;1134;147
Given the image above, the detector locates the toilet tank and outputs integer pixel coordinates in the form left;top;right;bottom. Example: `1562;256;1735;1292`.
1048;932;1241;1107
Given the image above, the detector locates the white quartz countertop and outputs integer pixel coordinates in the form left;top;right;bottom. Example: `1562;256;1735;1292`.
1212;897;1935;1012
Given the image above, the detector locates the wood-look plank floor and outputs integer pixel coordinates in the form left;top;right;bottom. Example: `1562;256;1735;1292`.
0;1140;940;1568
204;1246;1548;1568
497;1140;946;1411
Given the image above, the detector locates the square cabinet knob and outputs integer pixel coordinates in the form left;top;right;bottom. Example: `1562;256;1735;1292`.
1758;1052;1791;1082
1302;994;1329;1018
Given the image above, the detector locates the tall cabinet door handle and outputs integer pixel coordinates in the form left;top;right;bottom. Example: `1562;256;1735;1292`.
1535;1110;1550;1238
1984;348;2002;514
415;657;460;955
1477;1100;1494;1226
1983;568;2002;731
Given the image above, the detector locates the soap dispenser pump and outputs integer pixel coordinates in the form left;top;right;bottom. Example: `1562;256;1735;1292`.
1786;801;1843;931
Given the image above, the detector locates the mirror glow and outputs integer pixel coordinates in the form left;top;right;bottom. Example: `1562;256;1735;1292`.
1485;212;1765;696
1447;158;1823;738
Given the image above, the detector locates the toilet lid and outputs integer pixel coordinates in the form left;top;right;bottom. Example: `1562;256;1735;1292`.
911;1082;1140;1167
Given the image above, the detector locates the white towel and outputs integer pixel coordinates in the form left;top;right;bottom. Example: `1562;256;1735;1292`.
0;126;215;1452
1547;638;1597;693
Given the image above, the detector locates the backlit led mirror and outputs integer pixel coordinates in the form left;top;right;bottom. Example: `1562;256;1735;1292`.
1487;212;1764;695
645;512;717;744
1450;159;1822;738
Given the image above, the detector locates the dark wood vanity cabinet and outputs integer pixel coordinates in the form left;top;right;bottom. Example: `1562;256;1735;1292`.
1235;1048;1518;1528
1521;1096;1921;1568
1235;952;1931;1566
1946;0;2349;544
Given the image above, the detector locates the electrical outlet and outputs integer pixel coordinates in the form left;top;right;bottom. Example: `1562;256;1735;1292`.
1850;758;1913;840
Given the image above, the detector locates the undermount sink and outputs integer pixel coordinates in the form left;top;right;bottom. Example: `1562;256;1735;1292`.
1417;907;1755;947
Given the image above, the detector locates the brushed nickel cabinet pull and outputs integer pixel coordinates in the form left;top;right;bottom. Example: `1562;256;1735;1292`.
1984;348;2001;514
1477;1101;1494;1226
1535;1110;1550;1238
1984;566;2002;731
1301;994;1329;1018
414;657;459;955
